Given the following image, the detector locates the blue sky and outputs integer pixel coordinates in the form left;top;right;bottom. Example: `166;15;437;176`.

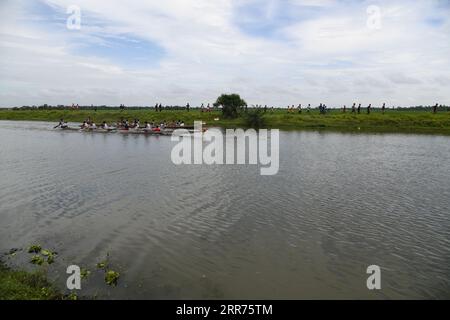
0;0;449;107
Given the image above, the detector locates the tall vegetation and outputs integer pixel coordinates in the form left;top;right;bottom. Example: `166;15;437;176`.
244;108;266;128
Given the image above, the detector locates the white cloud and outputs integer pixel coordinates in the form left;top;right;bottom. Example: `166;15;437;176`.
0;0;449;107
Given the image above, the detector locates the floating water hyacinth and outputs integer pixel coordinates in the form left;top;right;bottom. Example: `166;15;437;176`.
30;255;44;265
28;245;42;253
81;268;91;279
8;248;20;255
66;292;78;300
96;252;110;269
105;270;120;286
47;254;55;264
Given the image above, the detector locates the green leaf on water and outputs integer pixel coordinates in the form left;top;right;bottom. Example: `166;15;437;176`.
30;255;44;265
66;292;78;300
41;249;51;256
8;248;20;256
28;245;42;254
81;268;91;279
96;261;106;269
105;270;120;286
47;254;55;264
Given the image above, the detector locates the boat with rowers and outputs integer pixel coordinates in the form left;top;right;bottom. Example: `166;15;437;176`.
54;118;206;135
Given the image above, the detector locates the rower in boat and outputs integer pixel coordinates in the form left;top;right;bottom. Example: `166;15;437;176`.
90;122;97;129
131;119;140;129
144;121;152;131
102;121;110;130
120;119;129;130
153;126;161;132
54;118;68;129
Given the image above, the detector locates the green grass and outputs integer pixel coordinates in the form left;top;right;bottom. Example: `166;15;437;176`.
0;261;62;300
1;108;450;134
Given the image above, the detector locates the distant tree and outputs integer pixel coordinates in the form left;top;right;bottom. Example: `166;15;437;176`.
214;94;247;119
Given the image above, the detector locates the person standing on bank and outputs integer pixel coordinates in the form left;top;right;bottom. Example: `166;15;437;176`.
433;103;438;114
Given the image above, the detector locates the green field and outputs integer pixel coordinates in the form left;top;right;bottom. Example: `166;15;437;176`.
1;108;450;134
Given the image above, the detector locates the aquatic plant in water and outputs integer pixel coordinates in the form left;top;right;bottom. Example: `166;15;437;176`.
30;255;44;265
28;245;42;253
47;254;55;264
105;270;120;286
81;268;91;279
66;292;78;300
41;249;51;256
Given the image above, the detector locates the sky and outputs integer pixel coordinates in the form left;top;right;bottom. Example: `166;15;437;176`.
0;0;449;107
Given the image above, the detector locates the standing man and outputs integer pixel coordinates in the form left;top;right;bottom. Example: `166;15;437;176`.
357;103;361;114
382;103;386;114
433;103;438;114
367;104;371;114
352;103;356;113
186;103;190;112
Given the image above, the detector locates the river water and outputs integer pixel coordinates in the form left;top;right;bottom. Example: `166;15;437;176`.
0;121;449;299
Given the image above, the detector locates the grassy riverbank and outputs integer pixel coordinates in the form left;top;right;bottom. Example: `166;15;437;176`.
1;108;450;134
0;261;62;300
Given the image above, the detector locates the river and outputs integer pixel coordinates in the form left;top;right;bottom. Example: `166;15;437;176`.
0;120;449;299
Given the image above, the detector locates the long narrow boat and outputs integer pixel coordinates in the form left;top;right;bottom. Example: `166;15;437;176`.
58;127;117;133
118;129;173;136
55;126;202;135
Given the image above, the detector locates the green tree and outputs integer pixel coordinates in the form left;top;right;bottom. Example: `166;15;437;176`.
214;94;247;119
